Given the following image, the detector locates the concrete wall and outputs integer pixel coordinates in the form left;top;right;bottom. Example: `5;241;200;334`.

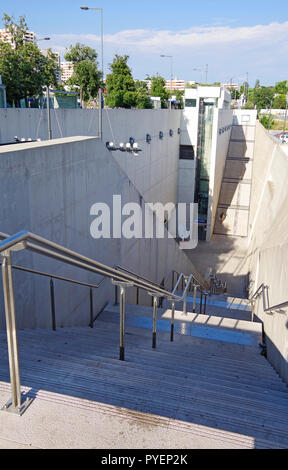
207;109;233;239
0;108;181;207
214;110;257;237
0;136;200;331
244;121;288;383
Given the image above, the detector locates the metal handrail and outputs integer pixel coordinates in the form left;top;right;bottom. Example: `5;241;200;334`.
249;283;288;321
1;229;222;417
0;230;205;415
0;231;183;301
115;265;164;290
0;262;107;290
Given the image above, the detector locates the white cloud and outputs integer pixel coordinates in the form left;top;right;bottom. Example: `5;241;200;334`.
48;21;288;84
51;21;288;51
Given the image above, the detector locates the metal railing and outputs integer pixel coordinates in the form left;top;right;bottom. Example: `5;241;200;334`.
0;230;207;416
249;283;288;321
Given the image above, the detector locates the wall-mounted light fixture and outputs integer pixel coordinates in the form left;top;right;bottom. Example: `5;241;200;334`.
178;128;181;135
169;129;173;137
106;141;117;151
159;131;164;140
106;140;142;157
146;134;152;143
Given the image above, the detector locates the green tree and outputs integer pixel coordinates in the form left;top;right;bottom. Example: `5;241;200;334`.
273;94;287;109
105;55;137;108
64;43;101;104
135;81;152;109
175;89;184;109
260;114;274;129
0;14;58;107
2;13;28;49
228;88;240;100
150;75;168;108
274;80;288;95
253;86;274;111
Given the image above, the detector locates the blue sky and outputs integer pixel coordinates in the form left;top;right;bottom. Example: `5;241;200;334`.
1;0;288;86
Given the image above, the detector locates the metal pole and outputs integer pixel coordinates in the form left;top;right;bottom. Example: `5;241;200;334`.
89;288;94;328
1;253;21;409
170;301;175;342
1;252;32;415
46;86;52;140
193;285;197;313
200;292;203;314
98;8;103;140
119;285;126;361
204;294;207;315
282;99;288;140
50;278;56;331
114;284;118;305
268;100;273;132
183;278;188;316
169;57;172;111
152;295;158;349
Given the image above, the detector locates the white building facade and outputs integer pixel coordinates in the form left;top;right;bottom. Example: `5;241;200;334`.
178;86;232;240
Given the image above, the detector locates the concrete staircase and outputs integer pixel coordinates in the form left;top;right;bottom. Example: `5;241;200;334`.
0;293;288;449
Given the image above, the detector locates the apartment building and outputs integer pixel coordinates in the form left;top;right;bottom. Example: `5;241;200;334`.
60;61;75;82
0;29;36;48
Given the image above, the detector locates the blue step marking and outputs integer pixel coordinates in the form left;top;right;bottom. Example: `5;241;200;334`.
185;297;251;311
106;313;257;346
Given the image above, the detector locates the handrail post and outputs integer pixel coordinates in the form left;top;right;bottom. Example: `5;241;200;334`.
50;278;56;331
200;292;203;314
114;284;118;305
170;301;175;342
1;251;32;415
152;296;158;348
89;288;94;328
193;285;197;313
112;280;133;361
204;292;207;315
183;277;188;316
251;300;255;322
148;292;161;349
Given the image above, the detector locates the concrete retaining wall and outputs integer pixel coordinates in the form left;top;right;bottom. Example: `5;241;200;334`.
0;108;181;207
245;121;288;383
0;136;200;330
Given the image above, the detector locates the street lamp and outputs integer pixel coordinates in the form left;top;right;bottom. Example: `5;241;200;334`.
80;5;103;140
35;37;52;140
160;54;173;111
192;67;203;84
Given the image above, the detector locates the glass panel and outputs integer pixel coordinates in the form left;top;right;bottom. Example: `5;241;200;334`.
185;99;197;108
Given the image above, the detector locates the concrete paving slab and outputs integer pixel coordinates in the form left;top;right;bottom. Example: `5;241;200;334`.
0;382;257;449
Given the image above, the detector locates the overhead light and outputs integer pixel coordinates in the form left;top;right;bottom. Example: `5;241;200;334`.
106;141;117;151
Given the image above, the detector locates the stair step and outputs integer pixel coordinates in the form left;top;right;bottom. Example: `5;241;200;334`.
1;326;288;446
100;304;262;348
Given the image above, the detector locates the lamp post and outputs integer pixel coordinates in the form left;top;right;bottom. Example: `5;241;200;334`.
36;37;52;139
80;6;103;140
192;67;203;84
160;54;173;111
